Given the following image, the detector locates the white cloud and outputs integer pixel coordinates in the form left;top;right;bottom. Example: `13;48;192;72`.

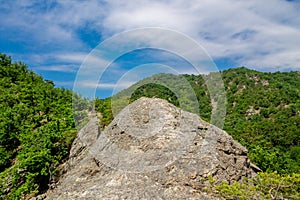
55;53;88;64
78;80;136;89
36;64;79;72
55;81;74;87
1;0;299;74
240;51;300;71
12;52;90;73
100;0;300;70
100;81;136;89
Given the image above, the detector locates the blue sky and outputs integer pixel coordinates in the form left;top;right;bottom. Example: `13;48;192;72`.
0;0;299;98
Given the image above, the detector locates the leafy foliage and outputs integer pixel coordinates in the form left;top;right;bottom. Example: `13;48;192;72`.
222;67;300;174
0;54;86;199
130;83;180;107
94;97;113;129
215;172;300;199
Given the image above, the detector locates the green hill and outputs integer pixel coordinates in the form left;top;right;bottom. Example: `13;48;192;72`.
0;54;87;199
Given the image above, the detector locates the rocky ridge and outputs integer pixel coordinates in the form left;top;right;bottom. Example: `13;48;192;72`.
45;97;259;199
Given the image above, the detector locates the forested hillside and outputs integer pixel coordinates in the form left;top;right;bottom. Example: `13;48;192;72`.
222;68;299;174
0;54;87;199
95;67;300;174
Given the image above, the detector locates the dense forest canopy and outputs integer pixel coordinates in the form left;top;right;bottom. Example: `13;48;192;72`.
0;54;88;199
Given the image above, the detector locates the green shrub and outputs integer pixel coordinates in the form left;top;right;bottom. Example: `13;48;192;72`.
216;172;300;199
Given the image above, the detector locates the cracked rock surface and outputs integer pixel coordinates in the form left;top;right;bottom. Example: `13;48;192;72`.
45;97;257;199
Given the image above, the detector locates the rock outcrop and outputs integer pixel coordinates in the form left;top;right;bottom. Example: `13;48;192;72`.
46;97;258;199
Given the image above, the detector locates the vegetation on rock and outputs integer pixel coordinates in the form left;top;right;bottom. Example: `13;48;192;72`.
215;172;300;199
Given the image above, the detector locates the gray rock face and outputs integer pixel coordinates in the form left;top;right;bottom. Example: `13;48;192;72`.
46;97;257;199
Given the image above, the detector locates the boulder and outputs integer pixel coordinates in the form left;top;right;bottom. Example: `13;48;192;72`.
46;97;258;199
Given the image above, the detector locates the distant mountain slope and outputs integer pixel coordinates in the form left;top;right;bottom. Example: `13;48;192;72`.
0;54;87;199
222;67;300;173
95;67;300;174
